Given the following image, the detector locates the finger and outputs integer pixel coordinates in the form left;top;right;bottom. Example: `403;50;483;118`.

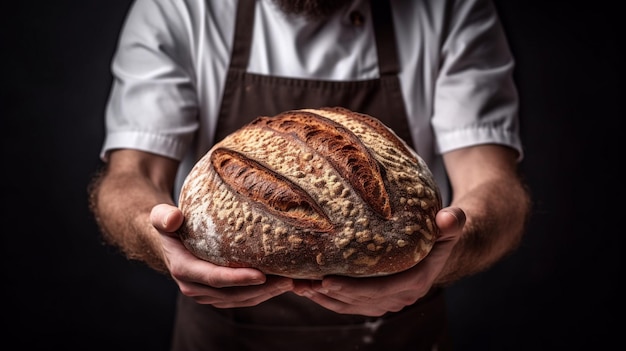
297;289;389;317
314;275;421;308
185;276;294;308
436;206;465;238
150;204;183;232
315;276;387;302
174;258;268;288
187;277;289;301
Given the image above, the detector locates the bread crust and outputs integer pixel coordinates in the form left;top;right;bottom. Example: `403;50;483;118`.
177;107;442;279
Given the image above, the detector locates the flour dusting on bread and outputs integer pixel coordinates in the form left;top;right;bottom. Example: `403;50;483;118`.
177;107;441;278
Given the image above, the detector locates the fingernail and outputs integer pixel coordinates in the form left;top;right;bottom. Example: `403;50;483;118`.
163;210;173;227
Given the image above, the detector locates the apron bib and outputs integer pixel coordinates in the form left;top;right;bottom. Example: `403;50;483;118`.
172;0;450;349
213;0;414;148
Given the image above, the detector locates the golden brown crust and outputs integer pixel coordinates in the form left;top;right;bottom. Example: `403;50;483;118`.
319;106;418;162
177;107;442;279
211;148;332;232
250;111;391;218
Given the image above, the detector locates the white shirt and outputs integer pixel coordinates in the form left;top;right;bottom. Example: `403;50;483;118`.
101;0;522;203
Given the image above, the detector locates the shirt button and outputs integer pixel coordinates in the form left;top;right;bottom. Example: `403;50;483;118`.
349;11;364;26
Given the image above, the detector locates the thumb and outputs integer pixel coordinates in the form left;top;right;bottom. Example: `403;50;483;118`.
150;204;184;233
435;206;466;240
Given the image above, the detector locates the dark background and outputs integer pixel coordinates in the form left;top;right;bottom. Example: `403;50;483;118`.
2;1;621;349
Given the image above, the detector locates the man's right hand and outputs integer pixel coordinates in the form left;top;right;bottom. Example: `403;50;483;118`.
149;204;294;308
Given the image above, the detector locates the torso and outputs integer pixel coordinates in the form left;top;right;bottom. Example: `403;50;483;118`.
174;0;449;202
169;1;450;349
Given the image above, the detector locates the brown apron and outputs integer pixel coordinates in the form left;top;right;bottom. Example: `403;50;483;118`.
171;0;450;350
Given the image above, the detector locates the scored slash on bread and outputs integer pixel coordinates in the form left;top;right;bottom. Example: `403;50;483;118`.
177;107;442;279
211;148;333;232
248;111;391;219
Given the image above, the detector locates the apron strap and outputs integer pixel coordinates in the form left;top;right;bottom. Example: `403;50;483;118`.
371;0;401;76
230;0;256;70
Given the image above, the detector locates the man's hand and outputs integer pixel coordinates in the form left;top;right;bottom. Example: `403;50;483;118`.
292;206;465;316
150;204;294;308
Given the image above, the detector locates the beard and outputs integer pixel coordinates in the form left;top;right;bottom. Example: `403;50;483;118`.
271;0;353;20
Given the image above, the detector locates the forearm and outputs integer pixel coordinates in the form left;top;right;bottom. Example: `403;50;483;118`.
88;151;179;273
434;175;530;285
88;169;170;273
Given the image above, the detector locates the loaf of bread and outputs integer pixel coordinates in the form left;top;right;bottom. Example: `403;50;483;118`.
177;107;442;279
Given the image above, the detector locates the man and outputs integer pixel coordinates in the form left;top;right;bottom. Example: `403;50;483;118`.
89;0;531;349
